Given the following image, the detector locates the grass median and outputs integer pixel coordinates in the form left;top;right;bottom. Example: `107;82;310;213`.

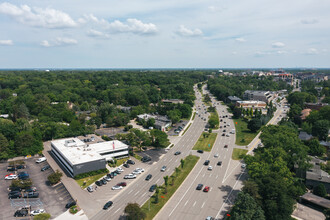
233;118;258;146
182;123;191;136
141;155;199;220
193;132;217;152
232;148;248;160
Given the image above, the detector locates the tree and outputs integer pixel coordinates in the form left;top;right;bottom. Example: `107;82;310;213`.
33;213;51;220
233;107;242;119
312;120;330;141
124;203;146;220
324;208;330;220
0;133;9;159
11;179;33;189
247;118;261;132
230;192;265;220
180;159;185;168
47;170;63;185
306;138;326;157
313;184;327;198
147;118;155;128
150;129;169;149
164;176;169;187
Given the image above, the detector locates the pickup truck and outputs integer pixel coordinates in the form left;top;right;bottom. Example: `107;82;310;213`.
35;157;47;163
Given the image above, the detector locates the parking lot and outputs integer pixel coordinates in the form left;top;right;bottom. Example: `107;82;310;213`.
0;158;73;219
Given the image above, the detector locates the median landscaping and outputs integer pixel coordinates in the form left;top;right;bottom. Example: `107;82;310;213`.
193;132;217;152
232;148;248;160
233;118;258;146
141;155;199;220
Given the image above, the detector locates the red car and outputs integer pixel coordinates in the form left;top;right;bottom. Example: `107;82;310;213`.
203;186;210;192
117;182;127;187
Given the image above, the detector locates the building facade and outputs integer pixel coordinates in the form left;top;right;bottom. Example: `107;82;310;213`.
243;90;273;103
236;100;267;109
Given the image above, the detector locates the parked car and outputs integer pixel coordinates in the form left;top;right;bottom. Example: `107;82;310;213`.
141;156;151;162
214;153;219;158
24;192;39;198
208;166;213;171
149;184;157;192
103;201;113;210
197;150;204;153
7;166;17;172
36;157;47;163
217;161;222;166
127;159;135;165
41;165;50;171
8;192;22;199
112;185;123;190
145;174;152;181
25;187;37;193
100;179;107;185
204;160;210;166
117;167;124;172
16;164;26;169
203;186;210;192
206;216;214;220
124;174;136;179
5;174;17;180
87;186;94;192
196;184;203;190
222;133;225;136
161;166;167;172
136;168;144;172
14;209;28;217
104;176;111;182
241;164;246;168
224;145;228;148
174;151;181;155
30;209;45;216
123;163;130;168
65;201;76;209
9;187;21;192
117;182;127;187
95;181;103;186
132;170;142;175
18;172;29;180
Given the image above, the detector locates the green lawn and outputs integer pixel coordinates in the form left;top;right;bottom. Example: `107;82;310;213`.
232;148;248;160
192;112;196;120
141;155;199;220
233;118;258;146
108;157;128;167
76;173;106;189
193;133;218;152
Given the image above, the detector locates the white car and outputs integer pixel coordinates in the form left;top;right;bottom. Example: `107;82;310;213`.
241;164;246;168
117;167;124;172
104;176;111;182
30;209;45;216
87;186;94;192
132;170;142;175
214;153;219;158
5;174;17;180
136;168;144;172
36;157;47;163
124;174;136;179
208;166;213;171
112;185;123;190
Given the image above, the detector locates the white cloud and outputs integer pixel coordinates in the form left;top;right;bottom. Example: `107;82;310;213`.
235;38;246;42
306;48;318;55
176;25;203;37
272;42;285;48
277;50;287;54
0;2;77;28
0;40;13;45
87;29;110;38
41;37;77;47
301;18;318;24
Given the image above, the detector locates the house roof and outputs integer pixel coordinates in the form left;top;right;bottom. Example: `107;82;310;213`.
227;96;241;101
299;131;313;141
300;193;330;209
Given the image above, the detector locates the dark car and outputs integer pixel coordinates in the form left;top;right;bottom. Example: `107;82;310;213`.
217;161;222;166
103;201;113;210
141;156;151;162
204;160;210;166
107;173;114;179
8;191;21;196
41;165;50;171
9;193;22;199
25;187;37;193
18;171;29;180
23;192;39;198
117;182;127;187
149;184;157;192
9;187;22;192
16;164;26;169
196;184;203;190
14;209;28;217
145;174;152;181
100;179;107;185
7;166;17;172
65;201;76;209
127;159;135;165
222;133;225;136
174;151;181;155
203;186;210;192
123;163;130;168
224;145;228;148
111;172;117;177
223;129;226;132
197;150;204;153
95;181;103;186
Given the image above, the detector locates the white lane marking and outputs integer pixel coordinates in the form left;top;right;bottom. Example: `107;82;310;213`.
222;158;232;184
175;159;178;163
156;179;160;184
134;190;140;196
142;192;146;197
216;175;218;179
184;200;189;206
128;189;133;195
114;208;121;214
224;155;226;159
210;173;212;177
202;173;205;177
201;201;205;209
193;201;196;207
169;158;173;163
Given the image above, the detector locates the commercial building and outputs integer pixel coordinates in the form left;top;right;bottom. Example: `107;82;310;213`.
243;90;273;103
161;99;184;104
227;96;242;103
51;138;129;177
236;100;267;109
137;114;172;131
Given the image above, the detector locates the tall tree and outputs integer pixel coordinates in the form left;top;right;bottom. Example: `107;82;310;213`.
124;203;146;220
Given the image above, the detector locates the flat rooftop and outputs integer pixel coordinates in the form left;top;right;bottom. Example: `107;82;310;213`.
237;100;266;104
51;138;128;165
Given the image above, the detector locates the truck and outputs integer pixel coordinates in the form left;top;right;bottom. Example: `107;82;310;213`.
35;157;46;163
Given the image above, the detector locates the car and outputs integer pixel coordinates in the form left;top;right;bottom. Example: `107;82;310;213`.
217;161;222;166
24;192;39;198
204;160;210;166
8;192;22;199
95;181;103;186
16;164;26;169
214;153;219;158
222;133;225;136
196;184;203;190
132;170;142;175
206;217;214;220
220;126;222;128
14;209;28;217
174;151;181;155
204;119;206;121
87;186;94;192
141;156;151;162
36;157;47;163
18;172;29;180
100;179;107;185
197;150;204;153
226;134;230;137
115;170;122;174
161;166;167;172
224;145;228;148
7;166;17;172
241;164;246;168
25;187;37;193
107;173;114;178
224;125;226;128
111;172;117;176
117;167;124;172
5;174;17;180
203;186;210;192
123;163;130;168
9;187;22;192
145;174;152;181
104;176;111;182
117;182;127;187
127;159;135;165
208;166;213;171
223;129;226;132
135;168;144;172
124;174;136;179
111;185;123;190
103;201;113;210
65;201;76;209
41;165;50;171
8;191;21;196
149;184;157;192
30;209;45;216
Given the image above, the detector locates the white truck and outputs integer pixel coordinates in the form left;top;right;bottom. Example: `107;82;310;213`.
35;157;47;163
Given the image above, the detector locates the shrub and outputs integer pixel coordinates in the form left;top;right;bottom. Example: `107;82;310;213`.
47;170;63;185
33;213;51;220
74;168;109;180
11;179;32;189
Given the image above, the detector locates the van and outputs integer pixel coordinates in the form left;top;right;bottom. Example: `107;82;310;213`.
36;157;46;163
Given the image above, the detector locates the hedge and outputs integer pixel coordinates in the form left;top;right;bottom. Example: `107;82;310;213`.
74;168;109;180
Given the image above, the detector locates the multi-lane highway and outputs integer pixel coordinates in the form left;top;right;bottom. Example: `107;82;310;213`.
90;86;209;220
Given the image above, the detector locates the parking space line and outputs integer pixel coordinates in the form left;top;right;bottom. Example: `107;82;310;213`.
114;208;121;214
193;201;196;207
201;201;205;209
128;189;133;195
184;200;189;207
134;190;140;196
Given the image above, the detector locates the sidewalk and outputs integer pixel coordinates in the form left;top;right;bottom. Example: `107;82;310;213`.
55;210;88;220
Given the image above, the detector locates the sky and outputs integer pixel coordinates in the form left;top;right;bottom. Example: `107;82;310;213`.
0;0;329;68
